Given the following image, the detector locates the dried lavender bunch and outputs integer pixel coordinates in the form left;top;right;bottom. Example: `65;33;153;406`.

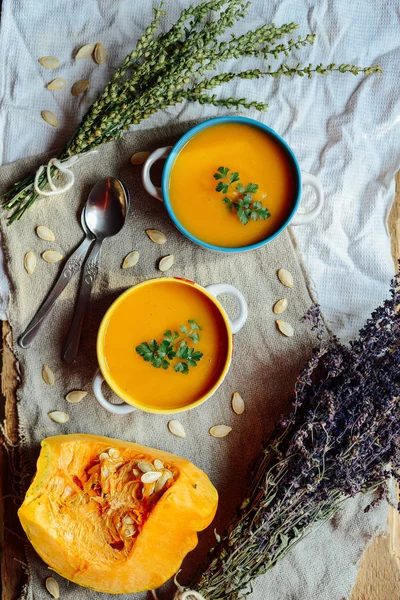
190;274;400;599
1;0;381;223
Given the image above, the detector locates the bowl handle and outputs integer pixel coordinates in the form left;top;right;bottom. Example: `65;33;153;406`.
141;146;173;202
93;370;136;414
205;283;248;334
291;171;324;226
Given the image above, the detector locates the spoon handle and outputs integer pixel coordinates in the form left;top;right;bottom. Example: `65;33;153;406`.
18;236;95;349
62;238;103;363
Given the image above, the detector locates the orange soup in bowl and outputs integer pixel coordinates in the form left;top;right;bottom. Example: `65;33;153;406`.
168;122;297;248
97;279;231;412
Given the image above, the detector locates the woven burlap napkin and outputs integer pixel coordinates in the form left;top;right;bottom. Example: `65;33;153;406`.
0;122;387;600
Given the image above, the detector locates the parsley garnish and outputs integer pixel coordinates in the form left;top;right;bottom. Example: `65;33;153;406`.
135;320;203;374
214;166;271;225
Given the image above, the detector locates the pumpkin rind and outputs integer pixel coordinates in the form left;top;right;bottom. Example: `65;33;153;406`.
18;434;218;593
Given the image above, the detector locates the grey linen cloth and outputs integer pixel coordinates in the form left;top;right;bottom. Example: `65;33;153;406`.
0;123;387;600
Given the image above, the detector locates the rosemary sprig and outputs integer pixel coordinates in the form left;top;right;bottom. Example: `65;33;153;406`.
135;320;203;374
214;166;270;224
0;0;382;223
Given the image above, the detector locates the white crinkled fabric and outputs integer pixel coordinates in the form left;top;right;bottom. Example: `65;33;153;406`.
0;1;399;599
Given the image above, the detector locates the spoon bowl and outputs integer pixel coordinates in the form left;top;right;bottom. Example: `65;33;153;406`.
84;177;129;239
62;177;130;363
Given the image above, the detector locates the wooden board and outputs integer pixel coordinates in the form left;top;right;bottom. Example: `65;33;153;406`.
1;173;399;599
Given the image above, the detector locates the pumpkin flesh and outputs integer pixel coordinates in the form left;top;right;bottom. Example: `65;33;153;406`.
18;434;218;593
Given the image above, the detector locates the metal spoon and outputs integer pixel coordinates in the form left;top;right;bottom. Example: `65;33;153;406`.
18;202;95;349
62;177;129;363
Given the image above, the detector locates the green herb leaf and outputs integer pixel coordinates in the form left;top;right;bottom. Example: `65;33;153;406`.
214;167;271;226
245;183;259;194
174;361;189;374
136;320;203;374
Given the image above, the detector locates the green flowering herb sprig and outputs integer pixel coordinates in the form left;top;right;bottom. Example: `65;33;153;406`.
214;166;270;224
1;0;382;222
135;320;203;374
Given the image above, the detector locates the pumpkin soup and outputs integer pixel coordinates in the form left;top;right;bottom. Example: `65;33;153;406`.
168;122;297;247
100;279;230;411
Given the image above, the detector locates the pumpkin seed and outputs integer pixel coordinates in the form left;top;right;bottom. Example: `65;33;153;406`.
36;225;55;241
71;79;90;96
123;526;135;537
41;110;58;127
39;56;60;69
42;364;55;386
94;42;107;64
130;151;150;165
133;468;140;477
214;529;221;543
99;452;109;461
65;390;87;403
146;229;167;244
122;250;140;269
164;469;173;480
138;461;153;473
168;420;186;438
210;425;232;438
123;515;134;524
276;319;294;337
45;576;60;599
48;411;69;424
153;459;164;470
154;471;169;492
101;466;109;479
108;448;120;458
232;392;245;415
158;254;174;272
277;268;293;288
141;471;162;484
273;298;288;314
24;251;36;275
42;250;63;263
47;78;67;90
75;43;95;59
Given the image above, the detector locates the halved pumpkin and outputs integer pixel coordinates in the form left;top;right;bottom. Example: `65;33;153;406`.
18;434;218;593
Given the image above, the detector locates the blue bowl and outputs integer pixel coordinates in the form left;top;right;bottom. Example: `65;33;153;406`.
161;116;302;253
